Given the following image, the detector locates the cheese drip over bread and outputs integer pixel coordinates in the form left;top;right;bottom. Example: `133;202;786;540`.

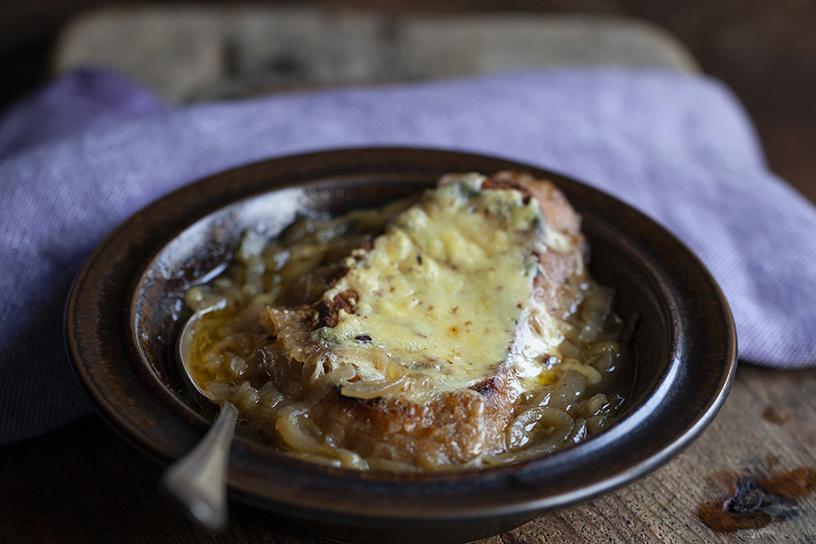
316;174;570;395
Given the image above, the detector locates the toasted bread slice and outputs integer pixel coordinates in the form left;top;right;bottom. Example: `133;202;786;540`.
259;172;589;469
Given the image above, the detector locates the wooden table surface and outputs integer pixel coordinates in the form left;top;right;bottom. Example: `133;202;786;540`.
3;362;816;544
2;6;815;544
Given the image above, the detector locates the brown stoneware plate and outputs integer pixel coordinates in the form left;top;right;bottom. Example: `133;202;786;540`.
65;148;737;544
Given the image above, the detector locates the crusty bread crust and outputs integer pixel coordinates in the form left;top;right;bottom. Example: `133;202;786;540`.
310;366;519;468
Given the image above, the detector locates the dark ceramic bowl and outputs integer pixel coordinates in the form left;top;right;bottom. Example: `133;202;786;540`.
66;148;736;544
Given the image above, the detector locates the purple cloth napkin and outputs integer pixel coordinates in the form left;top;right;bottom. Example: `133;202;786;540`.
2;67;815;446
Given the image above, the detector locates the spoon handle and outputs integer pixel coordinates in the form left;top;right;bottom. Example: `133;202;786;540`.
161;401;239;532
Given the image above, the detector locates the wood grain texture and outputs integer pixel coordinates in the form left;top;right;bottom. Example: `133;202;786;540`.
3;364;815;543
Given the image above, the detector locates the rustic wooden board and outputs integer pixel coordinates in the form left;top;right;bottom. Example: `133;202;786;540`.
3;364;816;543
52;6;698;102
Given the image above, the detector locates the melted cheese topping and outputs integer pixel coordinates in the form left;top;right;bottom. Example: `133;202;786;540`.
318;175;570;393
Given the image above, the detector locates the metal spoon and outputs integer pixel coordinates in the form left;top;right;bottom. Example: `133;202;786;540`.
161;308;238;532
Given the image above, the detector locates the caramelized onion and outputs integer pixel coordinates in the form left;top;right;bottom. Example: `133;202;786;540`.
277;414;368;470
507;406;574;452
341;376;407;400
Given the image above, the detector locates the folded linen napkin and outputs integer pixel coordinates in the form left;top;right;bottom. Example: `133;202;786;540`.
2;68;815;446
